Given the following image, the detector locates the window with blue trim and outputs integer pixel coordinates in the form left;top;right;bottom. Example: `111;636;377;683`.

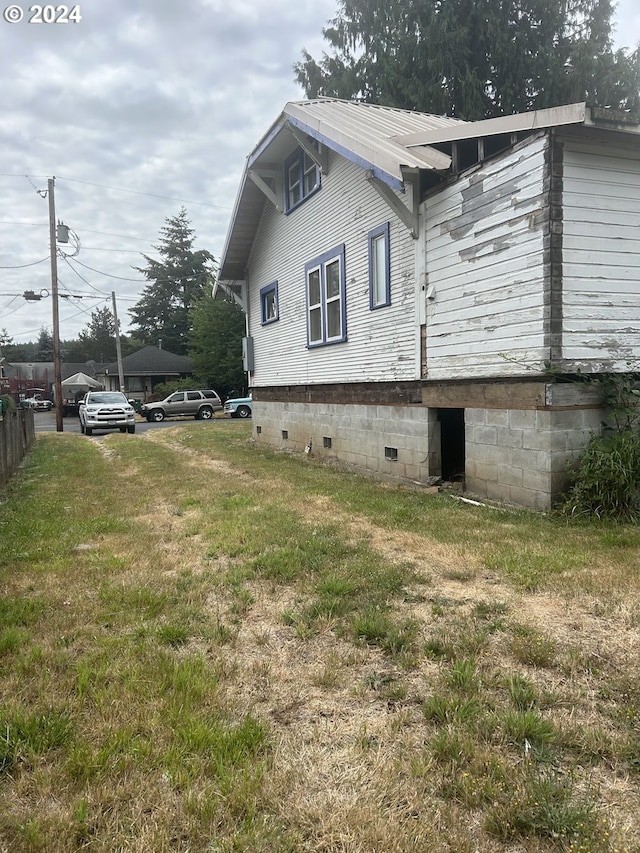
305;245;346;347
260;281;278;325
368;222;390;309
285;147;320;212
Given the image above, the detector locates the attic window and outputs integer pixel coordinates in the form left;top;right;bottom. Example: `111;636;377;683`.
285;146;320;213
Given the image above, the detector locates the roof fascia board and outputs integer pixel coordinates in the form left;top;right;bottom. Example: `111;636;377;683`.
219;169;251;272
248;115;287;166
393;102;587;147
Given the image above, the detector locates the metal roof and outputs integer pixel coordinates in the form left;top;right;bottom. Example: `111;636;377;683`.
392;102;640;147
219;99;465;281
392;102;589;147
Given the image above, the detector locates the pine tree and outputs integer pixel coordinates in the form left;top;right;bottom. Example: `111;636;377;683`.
295;0;639;119
129;209;215;355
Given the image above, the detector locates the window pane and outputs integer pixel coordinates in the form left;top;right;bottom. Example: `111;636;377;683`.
309;306;322;342
288;160;301;206
308;269;321;306
263;290;276;320
326;300;341;339
372;234;387;304
325;259;340;299
303;153;318;194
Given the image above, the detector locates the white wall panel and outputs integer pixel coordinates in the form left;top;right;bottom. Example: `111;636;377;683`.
424;135;549;379
561;137;640;370
247;154;418;386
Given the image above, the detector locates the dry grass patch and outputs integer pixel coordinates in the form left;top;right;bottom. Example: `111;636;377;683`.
0;427;638;852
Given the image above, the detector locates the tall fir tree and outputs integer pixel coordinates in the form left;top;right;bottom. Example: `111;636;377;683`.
129;209;215;355
295;0;639;119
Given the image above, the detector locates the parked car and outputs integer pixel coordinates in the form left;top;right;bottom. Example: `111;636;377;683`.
223;395;252;419
140;390;222;422
21;397;53;411
79;391;136;436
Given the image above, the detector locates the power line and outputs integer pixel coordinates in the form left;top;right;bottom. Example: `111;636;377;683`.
80;247;149;254
0;257;49;269
0;220;156;243
60;255;112;295
65;257;146;283
55;175;232;210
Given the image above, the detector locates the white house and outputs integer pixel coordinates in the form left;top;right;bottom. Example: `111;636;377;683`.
218;99;640;510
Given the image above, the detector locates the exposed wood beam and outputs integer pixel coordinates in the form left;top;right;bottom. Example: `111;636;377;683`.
247;169;281;212
367;172;419;239
213;279;247;313
288;127;329;174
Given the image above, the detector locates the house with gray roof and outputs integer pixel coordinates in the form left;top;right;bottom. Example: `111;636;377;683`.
99;346;193;400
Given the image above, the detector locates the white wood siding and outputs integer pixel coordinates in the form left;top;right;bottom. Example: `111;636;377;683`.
247;154;418;386
424;135;549;380
561;135;640;370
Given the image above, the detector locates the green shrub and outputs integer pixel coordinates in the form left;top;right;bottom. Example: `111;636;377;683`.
561;429;640;522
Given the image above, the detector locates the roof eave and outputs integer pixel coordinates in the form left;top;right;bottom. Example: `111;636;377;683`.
393;102;589;147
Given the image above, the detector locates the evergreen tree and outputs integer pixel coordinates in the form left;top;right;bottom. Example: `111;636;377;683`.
189;295;246;399
295;0;639;119
0;338;36;362
65;306;119;363
34;327;54;361
129;209;215;355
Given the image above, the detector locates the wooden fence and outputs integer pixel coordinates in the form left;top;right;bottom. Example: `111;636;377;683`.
0;407;35;490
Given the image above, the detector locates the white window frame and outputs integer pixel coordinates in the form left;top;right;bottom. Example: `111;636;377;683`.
285;147;321;213
368;222;391;309
260;281;279;325
305;245;347;347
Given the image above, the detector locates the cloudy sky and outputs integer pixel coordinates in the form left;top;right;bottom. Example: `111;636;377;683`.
1;0;639;345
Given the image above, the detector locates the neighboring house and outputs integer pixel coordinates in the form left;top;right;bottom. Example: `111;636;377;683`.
218;99;640;510
0;361;104;403
99;346;193;400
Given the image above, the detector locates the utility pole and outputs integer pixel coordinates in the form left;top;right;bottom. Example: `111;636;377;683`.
48;177;63;432
111;291;125;393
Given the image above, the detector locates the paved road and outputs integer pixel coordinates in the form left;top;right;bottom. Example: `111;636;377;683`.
33;411;232;436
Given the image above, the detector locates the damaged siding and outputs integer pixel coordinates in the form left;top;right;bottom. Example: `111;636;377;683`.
424;134;549;380
247;154;417;387
560;134;640;370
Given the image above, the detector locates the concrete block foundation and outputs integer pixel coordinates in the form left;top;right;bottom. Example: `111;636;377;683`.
251;385;604;510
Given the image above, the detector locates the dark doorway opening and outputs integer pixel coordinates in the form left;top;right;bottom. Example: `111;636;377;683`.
438;408;465;482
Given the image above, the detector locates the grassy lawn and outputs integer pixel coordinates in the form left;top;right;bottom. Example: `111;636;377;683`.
0;422;638;852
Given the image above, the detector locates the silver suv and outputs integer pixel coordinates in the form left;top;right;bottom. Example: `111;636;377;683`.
79;391;136;436
141;390;222;422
